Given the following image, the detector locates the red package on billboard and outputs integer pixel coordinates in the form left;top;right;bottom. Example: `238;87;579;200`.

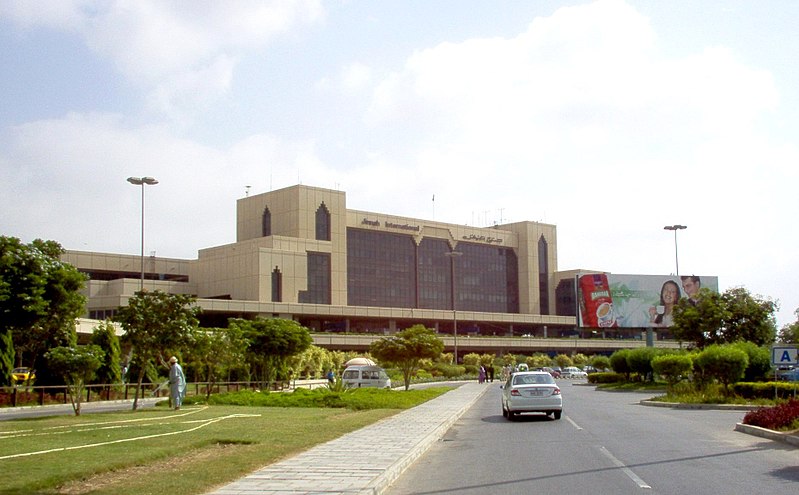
579;273;617;328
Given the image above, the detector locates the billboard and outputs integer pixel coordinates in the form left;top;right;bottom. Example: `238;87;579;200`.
577;273;719;328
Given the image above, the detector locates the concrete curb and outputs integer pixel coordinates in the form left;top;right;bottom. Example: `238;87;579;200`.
363;383;491;495
734;423;799;447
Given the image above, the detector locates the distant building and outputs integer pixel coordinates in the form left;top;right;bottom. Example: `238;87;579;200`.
64;184;584;338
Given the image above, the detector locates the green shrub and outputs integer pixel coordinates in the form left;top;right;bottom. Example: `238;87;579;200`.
609;349;632;378
587;372;625;384
733;381;799;400
652;354;693;391
729;341;771;382
695;344;748;393
626;347;660;381
590;355;611;371
429;363;466;378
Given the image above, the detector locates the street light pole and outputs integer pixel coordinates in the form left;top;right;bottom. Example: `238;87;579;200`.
128;176;158;292
663;224;687;277
444;250;463;364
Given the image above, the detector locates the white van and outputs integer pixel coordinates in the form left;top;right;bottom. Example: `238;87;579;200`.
341;365;392;389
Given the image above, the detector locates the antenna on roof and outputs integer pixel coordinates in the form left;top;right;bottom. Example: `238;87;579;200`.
245;185;251;197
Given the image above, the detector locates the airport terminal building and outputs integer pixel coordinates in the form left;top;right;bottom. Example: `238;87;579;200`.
64;184;588;339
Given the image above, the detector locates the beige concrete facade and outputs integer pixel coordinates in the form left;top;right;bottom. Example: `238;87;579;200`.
63;184;576;333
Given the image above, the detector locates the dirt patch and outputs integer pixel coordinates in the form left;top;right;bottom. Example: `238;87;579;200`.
56;442;243;494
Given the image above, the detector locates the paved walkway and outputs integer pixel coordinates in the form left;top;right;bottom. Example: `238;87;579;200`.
208;382;490;495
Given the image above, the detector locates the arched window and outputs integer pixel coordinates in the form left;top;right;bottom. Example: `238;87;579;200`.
262;206;271;237
271;266;282;302
316;203;331;241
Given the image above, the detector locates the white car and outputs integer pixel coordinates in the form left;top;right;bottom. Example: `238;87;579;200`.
501;371;562;420
561;366;587;379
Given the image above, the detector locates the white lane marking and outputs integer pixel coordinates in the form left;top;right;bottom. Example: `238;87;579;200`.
598;445;652;490
566;416;583;430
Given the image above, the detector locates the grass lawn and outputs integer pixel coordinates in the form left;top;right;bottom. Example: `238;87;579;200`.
0;386;451;495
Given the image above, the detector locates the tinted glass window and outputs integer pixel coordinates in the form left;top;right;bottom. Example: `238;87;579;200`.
299;252;331;304
262;206;271;237
347;229;416;308
316;203;331;241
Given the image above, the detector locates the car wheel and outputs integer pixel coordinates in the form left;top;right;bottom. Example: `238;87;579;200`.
553;411;562;420
502;405;508;418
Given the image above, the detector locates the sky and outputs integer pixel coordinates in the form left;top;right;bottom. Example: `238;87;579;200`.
2;0;798;327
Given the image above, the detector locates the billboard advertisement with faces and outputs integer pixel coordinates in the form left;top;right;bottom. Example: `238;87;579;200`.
577;273;719;328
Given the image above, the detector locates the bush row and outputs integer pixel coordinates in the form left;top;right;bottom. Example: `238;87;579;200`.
743;399;799;430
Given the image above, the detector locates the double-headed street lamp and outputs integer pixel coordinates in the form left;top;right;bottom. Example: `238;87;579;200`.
444;250;463;364
663;224;687;277
127;176;158;291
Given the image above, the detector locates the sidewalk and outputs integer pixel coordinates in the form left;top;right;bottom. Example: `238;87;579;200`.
208;381;489;495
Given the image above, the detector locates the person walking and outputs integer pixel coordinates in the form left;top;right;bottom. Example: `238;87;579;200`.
169;356;186;410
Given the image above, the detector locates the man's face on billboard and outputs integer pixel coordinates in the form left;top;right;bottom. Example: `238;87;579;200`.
682;278;699;298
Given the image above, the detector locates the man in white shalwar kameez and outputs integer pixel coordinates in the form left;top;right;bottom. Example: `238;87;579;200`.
169;356;186;410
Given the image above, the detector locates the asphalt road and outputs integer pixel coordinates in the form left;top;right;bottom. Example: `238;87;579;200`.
0;397;160;420
386;381;799;495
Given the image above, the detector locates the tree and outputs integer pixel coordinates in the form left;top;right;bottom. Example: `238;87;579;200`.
721;287;777;346
553;354;574;368
90;320;122;398
369;325;444;390
187;326;248;398
231;317;312;387
461;353;481;367
672;288;727;348
652;354;693;392
46;345;103;416
777;309;799;343
626;347;660;382
609;349;632;379
114;290;200;409
694;344;749;394
729;341;771;382
0;331;12;387
589;355;611;371
0;237;87;384
672;287;777;348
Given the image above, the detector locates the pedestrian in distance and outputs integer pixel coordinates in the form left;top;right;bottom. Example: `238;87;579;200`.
478;365;486;383
169;356;186;410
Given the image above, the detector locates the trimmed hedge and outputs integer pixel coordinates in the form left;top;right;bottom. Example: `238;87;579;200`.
587;372;626;384
733;381;799;400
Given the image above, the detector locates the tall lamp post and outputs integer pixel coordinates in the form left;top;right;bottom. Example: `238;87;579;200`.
128;176;158;291
444;250;463;364
663;224;687;277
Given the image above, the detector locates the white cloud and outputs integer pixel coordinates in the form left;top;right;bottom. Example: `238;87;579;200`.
1;0;325;119
0;113;330;257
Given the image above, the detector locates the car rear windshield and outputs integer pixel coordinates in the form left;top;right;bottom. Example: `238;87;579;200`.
513;374;554;385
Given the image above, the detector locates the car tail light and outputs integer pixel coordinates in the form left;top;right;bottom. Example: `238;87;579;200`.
552;387;561;395
510;389;522;396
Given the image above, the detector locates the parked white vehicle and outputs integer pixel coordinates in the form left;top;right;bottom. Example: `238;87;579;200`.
341;365;392;389
561;366;587;379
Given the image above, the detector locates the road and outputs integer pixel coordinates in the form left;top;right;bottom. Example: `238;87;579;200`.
386;380;799;494
0;398;160;420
